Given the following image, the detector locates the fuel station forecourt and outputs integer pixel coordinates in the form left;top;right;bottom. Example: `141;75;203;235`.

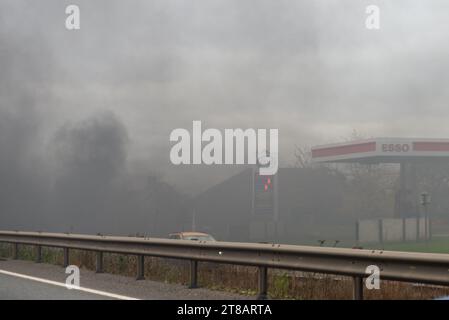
311;137;449;219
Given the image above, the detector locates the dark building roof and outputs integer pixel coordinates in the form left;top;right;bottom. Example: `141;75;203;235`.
193;167;346;242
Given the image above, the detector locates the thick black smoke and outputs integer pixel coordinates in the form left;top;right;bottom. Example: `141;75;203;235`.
49;111;128;232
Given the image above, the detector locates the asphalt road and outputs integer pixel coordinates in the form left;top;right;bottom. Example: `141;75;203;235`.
0;272;114;300
0;258;250;300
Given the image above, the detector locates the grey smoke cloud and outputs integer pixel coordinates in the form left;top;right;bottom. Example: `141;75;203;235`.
1;0;449;234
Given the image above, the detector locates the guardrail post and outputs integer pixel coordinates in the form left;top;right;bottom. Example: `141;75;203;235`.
416;216;420;241
378;219;383;245
63;248;69;268
257;266;268;300
402;218;406;242
13;243;18;259
352;276;364;300
189;260;198;289
35;245;42;263
96;251;103;273
136;255;144;280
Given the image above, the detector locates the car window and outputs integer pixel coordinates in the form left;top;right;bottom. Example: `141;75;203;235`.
183;235;215;241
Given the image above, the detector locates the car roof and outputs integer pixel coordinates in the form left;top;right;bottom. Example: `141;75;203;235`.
170;232;210;236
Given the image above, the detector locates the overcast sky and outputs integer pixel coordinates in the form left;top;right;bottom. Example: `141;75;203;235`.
1;0;449;193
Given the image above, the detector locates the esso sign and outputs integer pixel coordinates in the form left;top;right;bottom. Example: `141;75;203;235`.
381;143;411;153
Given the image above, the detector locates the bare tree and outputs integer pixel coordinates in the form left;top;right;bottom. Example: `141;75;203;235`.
294;145;313;168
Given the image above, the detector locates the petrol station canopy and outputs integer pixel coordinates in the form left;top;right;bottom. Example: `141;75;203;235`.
311;138;449;164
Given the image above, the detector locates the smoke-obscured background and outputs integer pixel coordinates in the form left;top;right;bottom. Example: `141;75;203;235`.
1;1;449;242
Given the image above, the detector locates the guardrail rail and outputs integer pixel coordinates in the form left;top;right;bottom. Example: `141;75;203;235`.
1;230;449;299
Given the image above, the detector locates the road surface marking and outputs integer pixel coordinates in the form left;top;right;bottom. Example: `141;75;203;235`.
0;269;139;300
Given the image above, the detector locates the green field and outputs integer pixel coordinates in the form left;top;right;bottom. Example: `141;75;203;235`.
365;236;449;254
